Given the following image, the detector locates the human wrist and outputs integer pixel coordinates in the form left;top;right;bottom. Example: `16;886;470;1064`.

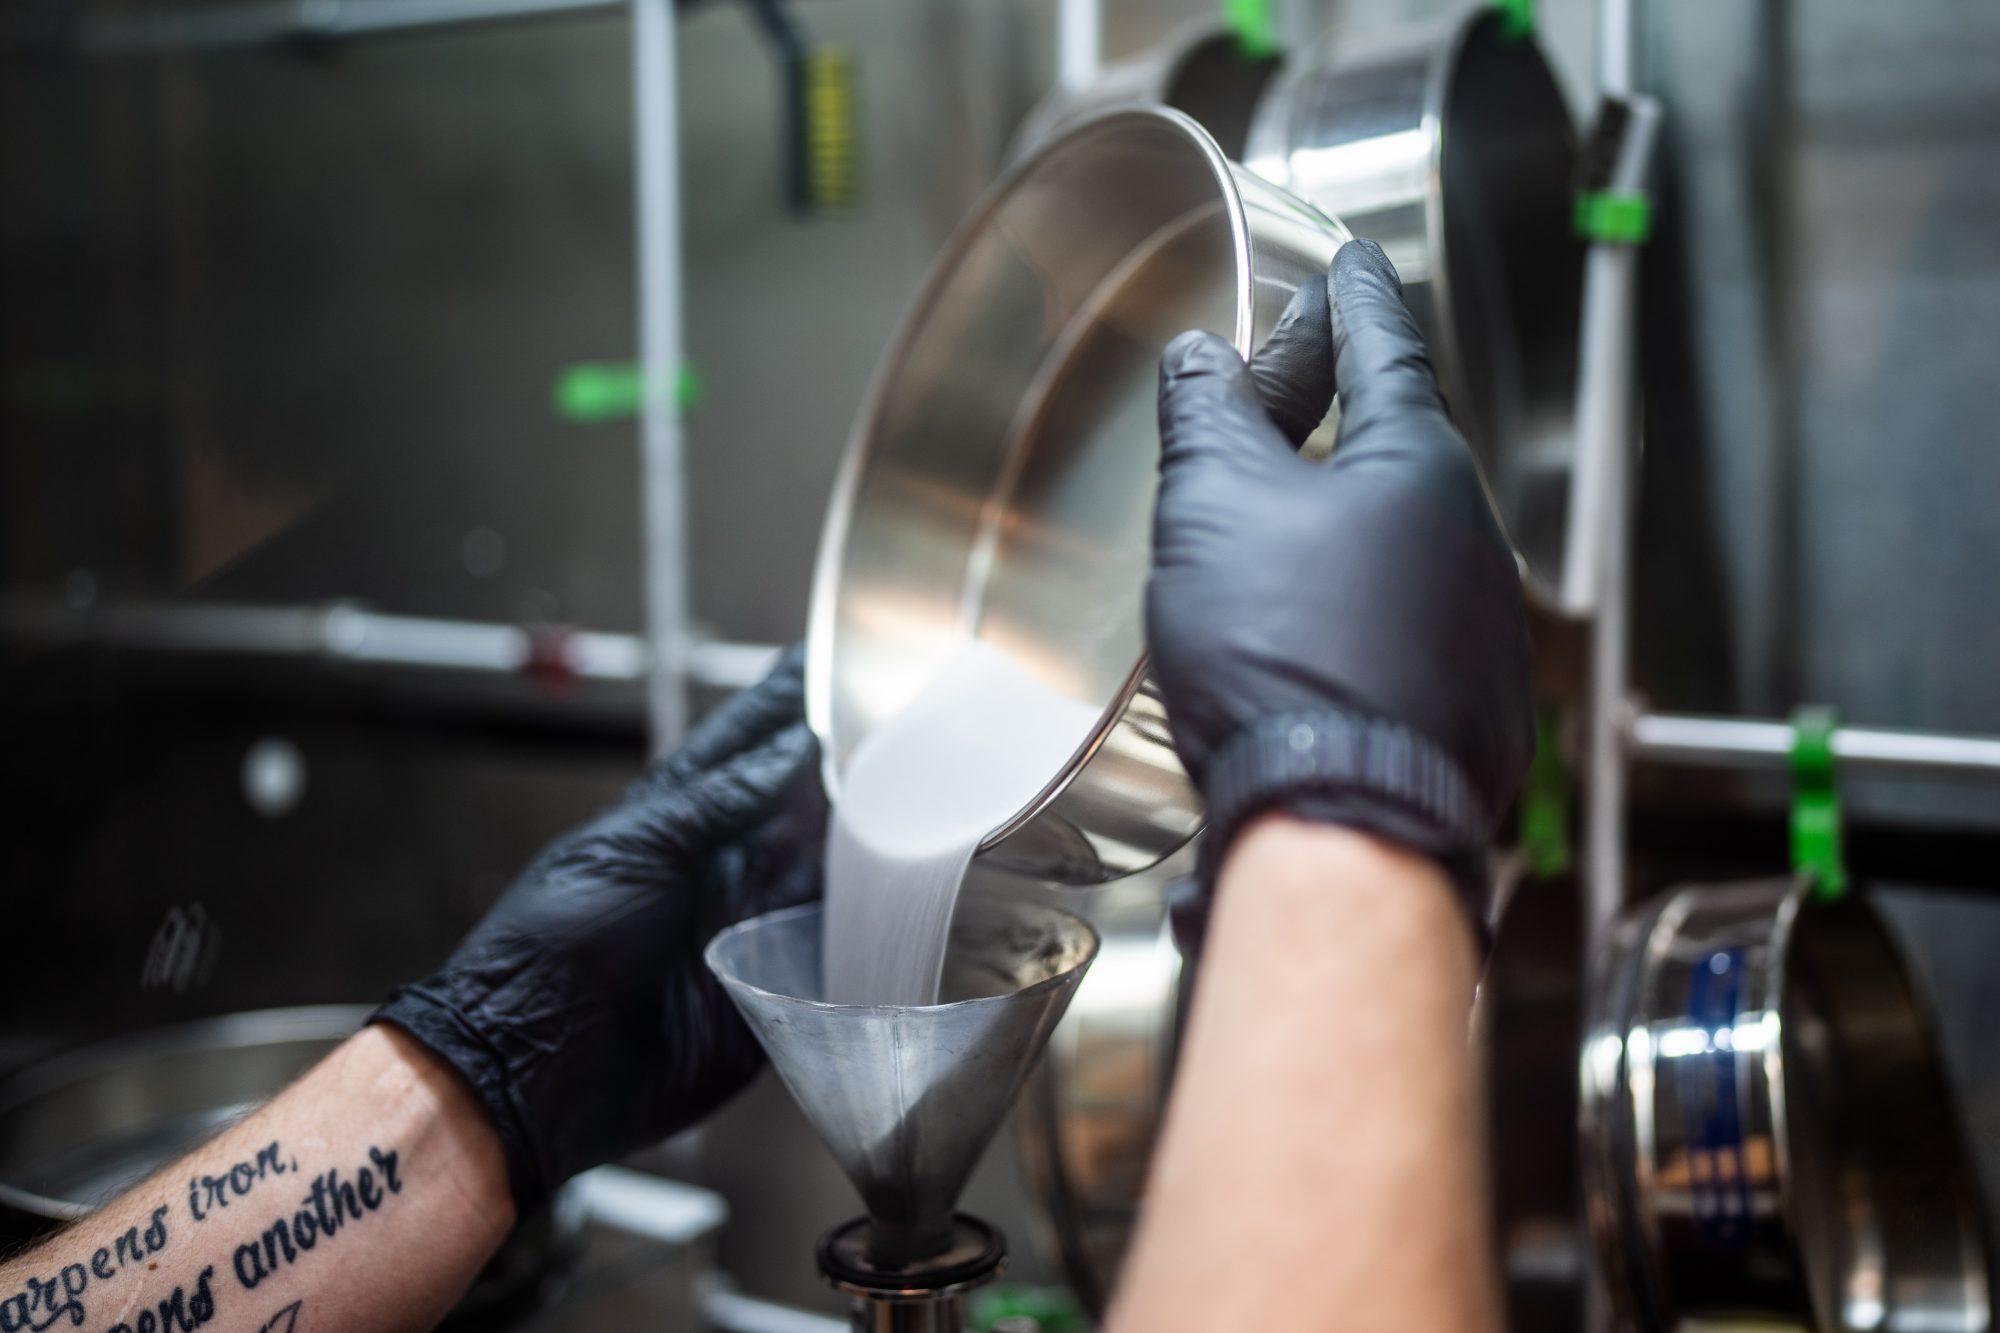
370;985;547;1213
1221;816;1480;970
338;1026;516;1242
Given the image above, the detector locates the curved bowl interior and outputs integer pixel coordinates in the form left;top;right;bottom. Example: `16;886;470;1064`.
1438;13;1582;596
810;110;1252;816
1244;12;1580;595
1781;896;1993;1332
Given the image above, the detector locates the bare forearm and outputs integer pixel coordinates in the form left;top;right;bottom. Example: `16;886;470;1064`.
1109;817;1500;1332
0;1026;514;1333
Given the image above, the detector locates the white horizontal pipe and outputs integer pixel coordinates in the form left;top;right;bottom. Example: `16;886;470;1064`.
71;0;619;54
2;599;777;693
1630;712;2000;780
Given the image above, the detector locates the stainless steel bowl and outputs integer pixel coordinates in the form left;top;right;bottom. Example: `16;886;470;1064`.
1011;22;1283;163
1244;11;1581;599
807;108;1350;885
1581;877;1992;1331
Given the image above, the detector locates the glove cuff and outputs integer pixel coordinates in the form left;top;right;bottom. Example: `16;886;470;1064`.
371;986;550;1212
1199;709;1492;923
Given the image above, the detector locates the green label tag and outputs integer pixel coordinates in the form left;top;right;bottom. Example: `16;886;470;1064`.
1224;0;1278;58
553;362;703;423
1574;190;1653;244
1493;0;1535;42
1790;706;1848;901
1521;710;1572;878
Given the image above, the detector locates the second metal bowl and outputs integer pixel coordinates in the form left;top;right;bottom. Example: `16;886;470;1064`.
1581;877;1991;1331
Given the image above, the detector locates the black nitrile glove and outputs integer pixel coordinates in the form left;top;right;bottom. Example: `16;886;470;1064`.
1148;239;1533;914
374;645;825;1210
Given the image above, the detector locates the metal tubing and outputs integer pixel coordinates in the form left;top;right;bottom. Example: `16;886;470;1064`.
1055;0;1100;91
1;598;776;691
1582;4;1641;1330
632;0;692;753
32;0;622;56
1631;712;2000;781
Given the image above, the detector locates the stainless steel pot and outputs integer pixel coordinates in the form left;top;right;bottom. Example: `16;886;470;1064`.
807;108;1350;886
1581;877;1992;1331
1244;11;1582;599
1011;22;1282;163
0;1007;575;1325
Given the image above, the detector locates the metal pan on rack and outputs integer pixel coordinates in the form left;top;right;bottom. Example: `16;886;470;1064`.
1581;876;1991;1331
1243;10;1582;602
1011;21;1283;164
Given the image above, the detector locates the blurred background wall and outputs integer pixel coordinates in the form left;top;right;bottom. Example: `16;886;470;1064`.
3;0;1997;1310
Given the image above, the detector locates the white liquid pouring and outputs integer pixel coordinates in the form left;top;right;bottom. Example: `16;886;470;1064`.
822;642;1104;1007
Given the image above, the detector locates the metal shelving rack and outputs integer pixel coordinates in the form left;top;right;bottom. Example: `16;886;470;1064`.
2;0;779;748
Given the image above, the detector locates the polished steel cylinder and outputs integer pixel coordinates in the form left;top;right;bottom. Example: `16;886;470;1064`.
1580;876;1991;1331
807;108;1350;885
1244;11;1581;599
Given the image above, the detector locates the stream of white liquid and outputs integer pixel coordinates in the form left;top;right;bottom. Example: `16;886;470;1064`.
822;642;1103;1006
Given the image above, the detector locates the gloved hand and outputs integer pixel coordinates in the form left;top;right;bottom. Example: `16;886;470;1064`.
375;645;825;1210
1148;239;1533;912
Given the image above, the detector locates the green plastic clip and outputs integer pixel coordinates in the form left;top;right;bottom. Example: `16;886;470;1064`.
969;1285;1089;1333
1573;190;1653;245
1493;0;1535;42
1790;706;1848;901
1224;0;1279;58
552;361;703;423
1520;709;1572;879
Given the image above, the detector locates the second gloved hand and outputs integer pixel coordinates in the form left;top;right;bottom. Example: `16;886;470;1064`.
375;646;825;1210
1148;239;1533;909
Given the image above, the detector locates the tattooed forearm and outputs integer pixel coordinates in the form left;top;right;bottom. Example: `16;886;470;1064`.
231;1147;403;1291
1;1142;401;1332
186;1143;294;1223
0;1206;170;1332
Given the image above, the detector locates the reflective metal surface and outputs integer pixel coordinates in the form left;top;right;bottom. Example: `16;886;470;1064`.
704;898;1098;1266
1244;11;1581;599
0;1006;361;1224
1011;22;1283;162
1581;877;1991;1331
1015;876;1184;1315
807;108;1350;886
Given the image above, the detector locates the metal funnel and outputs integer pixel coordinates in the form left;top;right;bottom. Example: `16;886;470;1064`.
705;898;1099;1264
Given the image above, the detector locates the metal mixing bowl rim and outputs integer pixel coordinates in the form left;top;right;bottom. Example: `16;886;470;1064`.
0;1004;372;1220
804;106;1257;851
1250;9;1574;609
703;901;1103;1015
